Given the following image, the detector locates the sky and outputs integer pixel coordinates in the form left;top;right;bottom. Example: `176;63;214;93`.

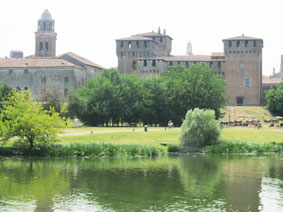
0;0;282;76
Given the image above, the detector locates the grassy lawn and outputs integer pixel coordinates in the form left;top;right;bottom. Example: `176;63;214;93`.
58;127;283;146
59;129;180;146
221;128;283;143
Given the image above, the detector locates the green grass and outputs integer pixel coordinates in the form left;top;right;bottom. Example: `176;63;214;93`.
221;106;273;123
221;128;283;143
59;127;283;145
62;127;164;134
59;129;179;146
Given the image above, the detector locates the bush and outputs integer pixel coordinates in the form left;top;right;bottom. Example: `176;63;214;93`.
180;108;220;149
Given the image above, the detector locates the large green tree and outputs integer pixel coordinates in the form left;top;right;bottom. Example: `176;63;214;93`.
0;83;13;112
161;65;227;125
266;83;283;116
0;90;66;150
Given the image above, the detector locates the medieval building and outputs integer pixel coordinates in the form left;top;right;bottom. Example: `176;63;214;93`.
0;9;103;101
116;31;263;106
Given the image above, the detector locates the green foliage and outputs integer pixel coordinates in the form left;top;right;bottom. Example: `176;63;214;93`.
0;83;13;112
204;141;283;153
0;90;66;150
266;83;283;116
0;143;165;157
67;65;227;127
180;108;221;148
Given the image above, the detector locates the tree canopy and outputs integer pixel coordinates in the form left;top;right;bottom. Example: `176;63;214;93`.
266;83;283;116
67;65;227;127
0;90;66;150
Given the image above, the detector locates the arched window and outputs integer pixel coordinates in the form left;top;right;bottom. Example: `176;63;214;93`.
132;61;137;70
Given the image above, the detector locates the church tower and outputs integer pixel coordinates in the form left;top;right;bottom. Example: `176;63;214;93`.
35;9;57;57
186;40;193;56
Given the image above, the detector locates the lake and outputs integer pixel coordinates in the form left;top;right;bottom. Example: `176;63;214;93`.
0;154;283;212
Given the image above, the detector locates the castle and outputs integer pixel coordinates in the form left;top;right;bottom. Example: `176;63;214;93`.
0;9;103;101
116;30;264;106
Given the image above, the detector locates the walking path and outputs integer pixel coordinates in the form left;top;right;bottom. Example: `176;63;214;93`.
58;128;178;137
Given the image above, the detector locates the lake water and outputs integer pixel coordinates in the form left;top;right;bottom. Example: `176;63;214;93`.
0;154;283;212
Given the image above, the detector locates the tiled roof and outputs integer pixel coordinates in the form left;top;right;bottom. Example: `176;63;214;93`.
262;75;282;84
57;52;104;69
137;55;226;62
223;35;262;41
116;35;153;41
0;58;76;68
137;32;173;40
211;52;225;57
160;55;215;62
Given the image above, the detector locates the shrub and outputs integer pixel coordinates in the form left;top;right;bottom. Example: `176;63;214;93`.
180;108;220;149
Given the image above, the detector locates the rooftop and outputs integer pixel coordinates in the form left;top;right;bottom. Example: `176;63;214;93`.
57;52;104;69
223;34;262;41
0;58;76;68
40;9;52;20
116;35;154;41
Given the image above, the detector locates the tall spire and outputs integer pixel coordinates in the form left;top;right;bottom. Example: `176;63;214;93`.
186;39;193;56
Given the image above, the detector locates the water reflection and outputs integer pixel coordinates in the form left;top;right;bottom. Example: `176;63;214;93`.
0;155;282;212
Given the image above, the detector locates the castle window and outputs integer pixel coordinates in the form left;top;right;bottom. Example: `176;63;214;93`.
64;76;69;83
24;69;29;74
245;40;248;47
240;61;244;71
121;52;123;57
169;61;173;66
160;37;163;42
186;61;189;68
43;22;46;30
120;41;124;48
132;61;137;70
218;62;221;68
253;40;257;47
136;41;139;48
40;42;43;51
152;60;156;66
45;42;48;50
144;60;147;67
244;78;251;88
41;77;46;84
9;69;13;75
236;96;244;106
128;41;132;48
229;40;232;47
132;52;135;57
144;41;147;48
237;40;240;47
178;61;181;65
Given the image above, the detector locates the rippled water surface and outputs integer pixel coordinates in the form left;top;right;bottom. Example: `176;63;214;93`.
0;154;283;212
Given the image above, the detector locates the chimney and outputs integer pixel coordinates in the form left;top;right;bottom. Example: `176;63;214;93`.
163;29;166;35
158;26;161;34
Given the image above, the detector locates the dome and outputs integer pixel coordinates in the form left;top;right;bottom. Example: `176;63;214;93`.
41;9;52;20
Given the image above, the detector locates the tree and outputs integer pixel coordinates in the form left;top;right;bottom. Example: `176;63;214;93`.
0;83;13;112
266;83;283;116
180;108;220;149
0;90;66;150
161;64;227;125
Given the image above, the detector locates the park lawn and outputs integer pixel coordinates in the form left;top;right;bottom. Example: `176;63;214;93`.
62;127;164;134
58;127;283;146
221;128;283;143
59;129;180;146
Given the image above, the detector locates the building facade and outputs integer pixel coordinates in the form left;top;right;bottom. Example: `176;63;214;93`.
0;9;103;101
116;32;263;106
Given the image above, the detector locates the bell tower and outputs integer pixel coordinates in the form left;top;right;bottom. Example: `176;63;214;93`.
35;9;57;57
